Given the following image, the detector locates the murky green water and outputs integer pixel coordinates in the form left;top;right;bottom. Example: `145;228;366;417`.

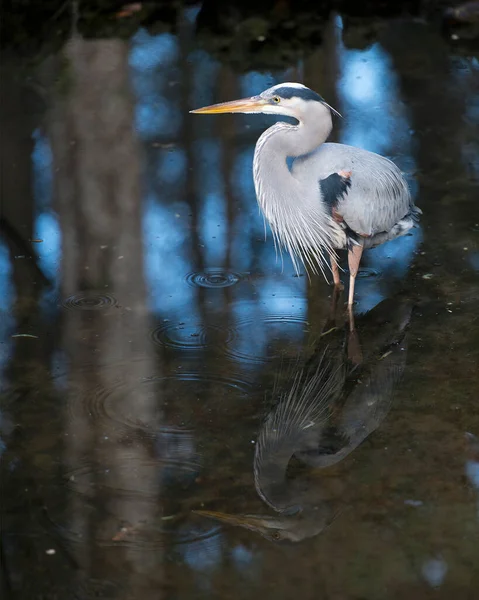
1;6;478;600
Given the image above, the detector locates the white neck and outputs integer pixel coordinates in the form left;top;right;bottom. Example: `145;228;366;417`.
252;111;335;275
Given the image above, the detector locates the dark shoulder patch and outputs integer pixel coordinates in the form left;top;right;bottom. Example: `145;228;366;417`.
319;172;351;209
298;426;350;458
274;86;325;103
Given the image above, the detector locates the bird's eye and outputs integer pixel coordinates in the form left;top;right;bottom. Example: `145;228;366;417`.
272;532;281;541
272;96;281;104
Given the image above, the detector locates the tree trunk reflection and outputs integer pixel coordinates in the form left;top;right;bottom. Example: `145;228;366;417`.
49;37;164;599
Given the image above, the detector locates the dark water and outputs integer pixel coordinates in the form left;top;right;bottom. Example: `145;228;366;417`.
1;7;479;600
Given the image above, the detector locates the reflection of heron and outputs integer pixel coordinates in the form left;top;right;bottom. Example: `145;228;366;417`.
191;83;421;306
194;297;412;542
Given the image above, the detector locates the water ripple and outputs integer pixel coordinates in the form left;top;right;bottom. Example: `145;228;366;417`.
60;292;118;310
185;269;244;288
76;578;120;599
354;267;381;279
64;455;199;497
67;372;248;442
43;493;222;551
150;321;235;350
223;313;310;364
56;364;253;552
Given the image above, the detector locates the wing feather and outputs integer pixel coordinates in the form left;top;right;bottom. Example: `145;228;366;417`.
293;142;415;236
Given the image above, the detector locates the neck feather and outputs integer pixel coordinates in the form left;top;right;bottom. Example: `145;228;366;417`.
252;119;335;276
254;436;300;514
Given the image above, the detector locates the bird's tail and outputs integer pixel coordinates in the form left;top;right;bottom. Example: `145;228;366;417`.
410;204;422;222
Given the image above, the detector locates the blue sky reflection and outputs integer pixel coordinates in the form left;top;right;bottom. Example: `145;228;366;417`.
143;194;198;317
32;129;53;211
0;241;15;381
337;41;420;311
339;44;412;160
34;212;61;283
157;147;187;186
130;30;179;71
31;129;61;308
199;192;227;266
130;30;182;140
451;56;479;176
189;50;220;110
135;96;182;140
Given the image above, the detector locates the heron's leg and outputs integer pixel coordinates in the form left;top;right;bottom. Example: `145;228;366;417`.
347;319;363;364
331;283;341;316
347;243;363;309
330;254;343;289
322;284;342;336
347;295;363;364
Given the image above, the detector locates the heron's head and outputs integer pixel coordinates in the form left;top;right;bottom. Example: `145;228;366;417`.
193;507;332;544
190;82;340;122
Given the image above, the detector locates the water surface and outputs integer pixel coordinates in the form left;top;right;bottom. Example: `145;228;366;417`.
1;8;479;600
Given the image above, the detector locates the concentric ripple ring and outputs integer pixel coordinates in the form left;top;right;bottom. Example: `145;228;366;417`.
150;322;235;350
185;269;243;289
61;292;118;310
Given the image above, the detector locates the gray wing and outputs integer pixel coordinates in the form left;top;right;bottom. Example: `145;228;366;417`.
293;142;413;237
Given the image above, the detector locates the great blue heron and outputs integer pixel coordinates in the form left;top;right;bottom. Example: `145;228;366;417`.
194;296;412;542
191;83;421;307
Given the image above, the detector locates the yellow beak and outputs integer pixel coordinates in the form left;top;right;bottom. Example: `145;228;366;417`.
190;96;267;114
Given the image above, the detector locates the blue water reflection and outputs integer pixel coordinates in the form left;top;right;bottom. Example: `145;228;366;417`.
143;194;198;317
239;72;279;134
0;240;15;382
421;557;448;588
200;192;227;265
450;56;479;176
338;44;413;161
189;50;220;109
337;41;421;311
241;71;277;96
194;139;223;191
157;147;187;186
179;535;260;588
466;433;479;521
32;129;53;211
231;148;256;200
231;544;255;571
182;533;223;573
136;98;182;139
130;30;179;71
34;212;61;282
470;252;479;272
131;30;182;140
31;129;61;307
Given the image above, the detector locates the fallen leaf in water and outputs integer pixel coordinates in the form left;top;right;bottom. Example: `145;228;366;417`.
116;3;142;18
112;524;137;541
